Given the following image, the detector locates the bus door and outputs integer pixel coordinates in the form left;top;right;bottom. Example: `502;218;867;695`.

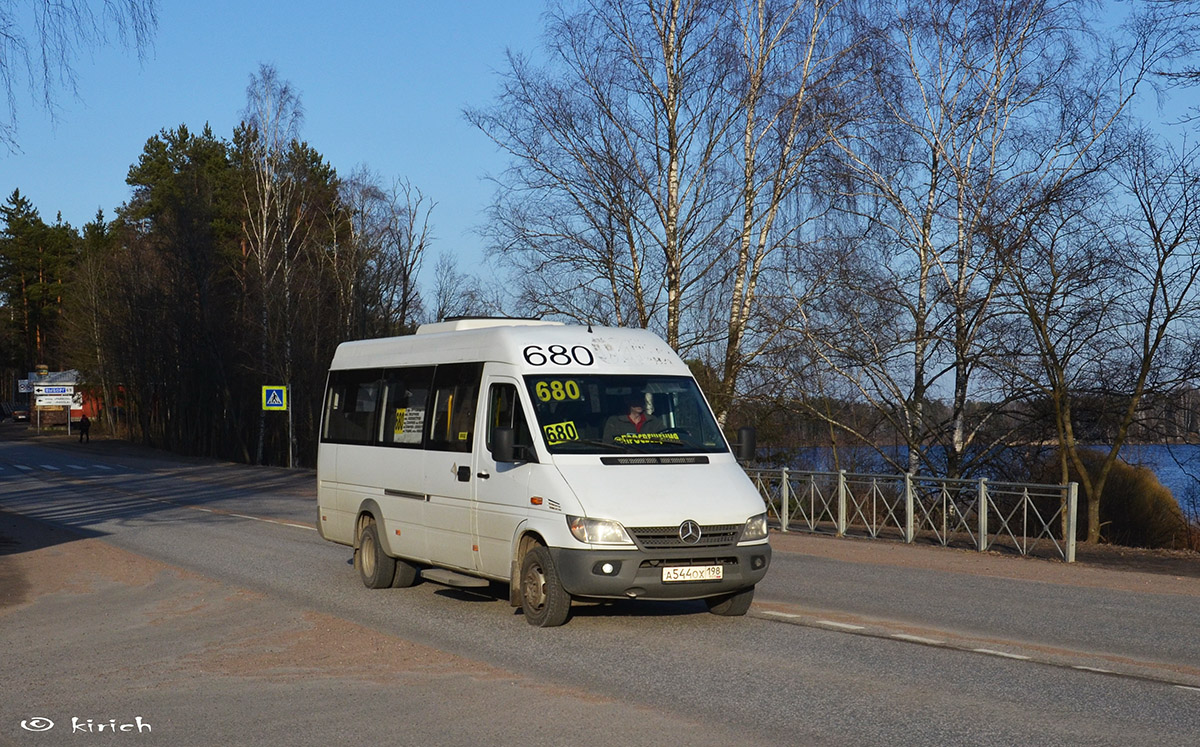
422;363;483;571
473;375;536;576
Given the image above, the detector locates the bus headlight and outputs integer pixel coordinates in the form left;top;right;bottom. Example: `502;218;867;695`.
741;513;769;542
567;516;633;545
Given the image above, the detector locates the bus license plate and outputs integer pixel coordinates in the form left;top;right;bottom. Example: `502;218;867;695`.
662;565;723;582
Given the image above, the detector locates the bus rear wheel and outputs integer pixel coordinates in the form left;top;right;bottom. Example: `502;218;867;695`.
391;557;420;588
520;546;571;627
355;521;396;589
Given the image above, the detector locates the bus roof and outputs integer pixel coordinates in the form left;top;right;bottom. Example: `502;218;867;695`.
329;321;690;375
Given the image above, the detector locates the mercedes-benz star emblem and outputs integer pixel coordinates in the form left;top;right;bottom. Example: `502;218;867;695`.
679;519;702;545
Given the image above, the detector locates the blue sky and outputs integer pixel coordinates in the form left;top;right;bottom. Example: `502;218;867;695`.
1;1;548;270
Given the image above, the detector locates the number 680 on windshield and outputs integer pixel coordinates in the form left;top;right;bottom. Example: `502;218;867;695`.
534;379;583;402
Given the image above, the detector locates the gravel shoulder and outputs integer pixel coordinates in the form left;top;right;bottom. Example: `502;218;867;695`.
768;529;1200;596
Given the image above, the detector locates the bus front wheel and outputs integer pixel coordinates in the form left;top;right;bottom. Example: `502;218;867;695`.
705;586;755;616
520;546;571;627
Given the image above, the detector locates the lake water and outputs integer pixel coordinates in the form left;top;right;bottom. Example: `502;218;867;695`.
1119;443;1200;511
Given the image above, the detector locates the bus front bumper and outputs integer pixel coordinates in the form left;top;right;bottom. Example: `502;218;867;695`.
547;543;771;601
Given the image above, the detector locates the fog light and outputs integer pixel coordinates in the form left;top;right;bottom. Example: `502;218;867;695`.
751;555;767;570
592;560;621;576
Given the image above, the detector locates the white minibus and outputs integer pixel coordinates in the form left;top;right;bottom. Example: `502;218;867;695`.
316;318;771;626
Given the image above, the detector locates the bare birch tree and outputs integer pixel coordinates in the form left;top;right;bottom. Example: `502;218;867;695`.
0;0;156;149
706;0;853;424
1003;133;1200;542
367;177;432;335
330;168;433;338
432;251;500;322
469;0;739;350
238;63;306;465
819;0;1168;477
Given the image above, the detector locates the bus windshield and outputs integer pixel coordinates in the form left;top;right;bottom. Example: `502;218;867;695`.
523;374;728;454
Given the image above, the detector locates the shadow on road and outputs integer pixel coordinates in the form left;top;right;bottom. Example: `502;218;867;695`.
0;508;104;610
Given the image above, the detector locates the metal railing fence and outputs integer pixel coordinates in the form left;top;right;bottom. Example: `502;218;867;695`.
747;468;1078;562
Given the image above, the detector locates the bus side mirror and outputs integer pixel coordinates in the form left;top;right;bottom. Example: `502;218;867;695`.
491;427;515;463
736;427;756;463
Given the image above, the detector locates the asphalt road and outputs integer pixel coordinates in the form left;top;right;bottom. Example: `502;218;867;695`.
1;430;1198;746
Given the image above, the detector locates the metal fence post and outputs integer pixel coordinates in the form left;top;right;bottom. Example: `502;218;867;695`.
1066;482;1078;563
904;473;914;543
837;469;847;537
780;467;789;533
978;477;989;552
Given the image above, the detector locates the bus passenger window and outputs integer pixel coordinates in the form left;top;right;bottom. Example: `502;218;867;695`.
427;363;482;453
322;369;381;445
377;366;433;447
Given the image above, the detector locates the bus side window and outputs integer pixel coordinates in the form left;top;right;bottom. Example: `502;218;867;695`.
322;369;381;445
427;363;483;453
487;383;534;459
377;366;433;447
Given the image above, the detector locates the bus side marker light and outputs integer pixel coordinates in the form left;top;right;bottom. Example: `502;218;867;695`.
531;496;544;506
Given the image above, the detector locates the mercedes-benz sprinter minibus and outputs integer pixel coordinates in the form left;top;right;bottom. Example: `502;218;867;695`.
316;318;770;626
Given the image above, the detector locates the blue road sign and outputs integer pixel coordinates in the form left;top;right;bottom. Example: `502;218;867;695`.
262;386;287;411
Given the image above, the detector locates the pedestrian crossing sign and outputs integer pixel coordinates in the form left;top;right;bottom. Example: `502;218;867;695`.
262;386;288;411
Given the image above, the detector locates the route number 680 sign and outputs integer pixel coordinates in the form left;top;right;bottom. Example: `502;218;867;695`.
522;344;595;367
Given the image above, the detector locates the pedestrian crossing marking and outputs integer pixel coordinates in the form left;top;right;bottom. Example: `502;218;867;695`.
0;463;126;474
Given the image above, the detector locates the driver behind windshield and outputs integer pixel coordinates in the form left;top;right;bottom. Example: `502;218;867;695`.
602;395;665;442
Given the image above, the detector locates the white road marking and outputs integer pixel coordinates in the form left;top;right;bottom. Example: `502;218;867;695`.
817;620;866;631
973;648;1031;660
892;633;944;645
179;504;314;531
757;606;1194;693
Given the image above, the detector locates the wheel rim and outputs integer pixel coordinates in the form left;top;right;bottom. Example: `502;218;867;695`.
522;559;547;612
361;532;376;577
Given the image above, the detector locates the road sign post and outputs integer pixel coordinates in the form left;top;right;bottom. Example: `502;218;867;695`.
262;385;293;469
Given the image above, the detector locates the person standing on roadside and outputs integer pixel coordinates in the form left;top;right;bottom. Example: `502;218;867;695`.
79;413;91;444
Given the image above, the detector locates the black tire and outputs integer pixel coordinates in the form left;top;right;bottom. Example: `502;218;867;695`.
391;557;420;588
705;586;755;616
520;546;572;627
355;522;396;589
